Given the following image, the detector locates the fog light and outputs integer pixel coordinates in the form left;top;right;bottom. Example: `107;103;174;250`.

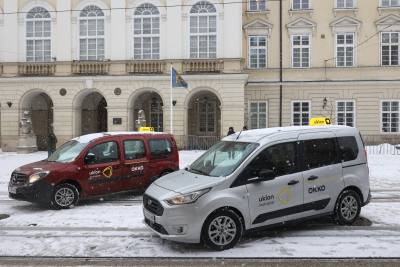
171;225;187;235
172;226;184;233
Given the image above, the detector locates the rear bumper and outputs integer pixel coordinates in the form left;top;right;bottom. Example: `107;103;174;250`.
8;180;54;204
363;189;371;207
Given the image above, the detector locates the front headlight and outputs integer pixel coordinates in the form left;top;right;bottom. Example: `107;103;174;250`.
164;188;211;205
28;171;51;183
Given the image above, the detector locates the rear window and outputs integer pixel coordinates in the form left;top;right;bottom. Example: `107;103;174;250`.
338;136;359;162
304;138;338;169
123;140;146;160
148;139;173;156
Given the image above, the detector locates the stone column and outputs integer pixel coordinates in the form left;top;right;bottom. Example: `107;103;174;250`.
220;106;245;137
166;0;182;59
53;106;74;147
56;0;72;75
0;103;19;152
3;0;19;75
223;0;242;58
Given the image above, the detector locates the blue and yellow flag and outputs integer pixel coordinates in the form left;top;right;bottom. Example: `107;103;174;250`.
172;68;188;88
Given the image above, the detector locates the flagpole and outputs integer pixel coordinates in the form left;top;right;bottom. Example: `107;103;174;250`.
170;63;173;135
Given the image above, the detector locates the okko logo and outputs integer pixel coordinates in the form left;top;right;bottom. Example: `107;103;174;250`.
309;185;325;194
277;187;291;205
102;166;113;178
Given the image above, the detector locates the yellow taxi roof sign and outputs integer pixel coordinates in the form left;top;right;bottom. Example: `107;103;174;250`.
309;118;332;126
139;127;155;132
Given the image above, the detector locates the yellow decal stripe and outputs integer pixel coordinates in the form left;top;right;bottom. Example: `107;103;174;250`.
306;176;340;185
125;160;149;165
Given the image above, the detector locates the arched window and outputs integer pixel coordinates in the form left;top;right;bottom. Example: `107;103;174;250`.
26;7;51;62
189;1;217;59
133;3;160;60
79;5;105;61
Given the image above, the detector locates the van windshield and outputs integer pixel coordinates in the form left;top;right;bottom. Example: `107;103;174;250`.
188;141;259;177
47;140;91;163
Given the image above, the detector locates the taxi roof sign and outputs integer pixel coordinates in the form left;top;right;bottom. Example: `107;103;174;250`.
309;117;332;126
139;127;155;132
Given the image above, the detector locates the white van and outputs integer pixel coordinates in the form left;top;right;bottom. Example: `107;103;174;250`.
142;126;370;251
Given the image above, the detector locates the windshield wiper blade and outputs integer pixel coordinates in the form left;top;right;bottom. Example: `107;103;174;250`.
191;168;210;176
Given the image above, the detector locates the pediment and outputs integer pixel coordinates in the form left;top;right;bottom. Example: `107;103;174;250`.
243;19;274;30
330;16;362;27
286;17;317;28
375;14;400;25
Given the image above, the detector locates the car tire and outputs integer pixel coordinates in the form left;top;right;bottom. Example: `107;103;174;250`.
51;184;79;210
334;190;361;226
201;209;243;251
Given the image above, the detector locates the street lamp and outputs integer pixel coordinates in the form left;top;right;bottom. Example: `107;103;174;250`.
323;97;327;109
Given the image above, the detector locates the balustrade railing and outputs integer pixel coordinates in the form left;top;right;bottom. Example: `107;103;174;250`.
18;63;56;76
72;62;110;75
126;61;165;74
183;59;223;73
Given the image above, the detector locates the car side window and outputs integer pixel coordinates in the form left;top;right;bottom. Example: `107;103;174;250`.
123;140;146;160
246;142;297;179
338;136;359;162
304;138;337;169
148;139;173;156
85;141;119;165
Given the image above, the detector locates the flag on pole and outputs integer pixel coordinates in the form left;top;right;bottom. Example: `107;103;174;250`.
172;68;188;88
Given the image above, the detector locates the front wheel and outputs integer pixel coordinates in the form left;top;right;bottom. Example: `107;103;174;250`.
51;184;79;209
334;190;361;225
201;209;243;251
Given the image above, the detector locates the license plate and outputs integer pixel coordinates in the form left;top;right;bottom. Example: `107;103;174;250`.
143;208;155;223
8;186;17;194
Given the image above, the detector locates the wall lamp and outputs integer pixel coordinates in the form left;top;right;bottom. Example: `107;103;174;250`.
6;102;12;108
172;100;177;106
323;97;327;109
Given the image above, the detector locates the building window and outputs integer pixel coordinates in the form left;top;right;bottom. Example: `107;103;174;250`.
382;100;399;133
292;101;310;126
189;1;217;59
292;35;310;68
381;32;399;66
198;101;215;132
249;0;267;11
79;5;105;61
336;33;355;67
336;101;355;127
26;7;51;62
336;0;354;8
292;0;310;10
150;102;163;132
381;0;399;6
133;3;160;60
249;102;267;129
249;36;267;68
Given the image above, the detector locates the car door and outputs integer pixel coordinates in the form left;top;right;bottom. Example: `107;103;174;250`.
147;138;174;178
246;140;304;228
82;139;124;196
299;132;344;218
121;137;150;190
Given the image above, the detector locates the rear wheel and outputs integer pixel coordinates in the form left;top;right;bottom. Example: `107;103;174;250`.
334;190;361;225
51;184;79;209
201;209;243;251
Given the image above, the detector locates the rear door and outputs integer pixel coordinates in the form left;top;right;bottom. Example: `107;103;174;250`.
82;138;124;196
299;132;344;218
121;136;150;190
246;140;304;228
147;138;174;178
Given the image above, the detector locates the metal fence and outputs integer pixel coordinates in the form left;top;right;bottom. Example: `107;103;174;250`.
362;135;400;155
175;135;224;151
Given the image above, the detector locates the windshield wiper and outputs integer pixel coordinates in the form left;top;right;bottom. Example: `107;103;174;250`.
190;168;210;176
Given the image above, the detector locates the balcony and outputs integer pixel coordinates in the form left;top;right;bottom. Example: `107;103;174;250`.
0;59;244;77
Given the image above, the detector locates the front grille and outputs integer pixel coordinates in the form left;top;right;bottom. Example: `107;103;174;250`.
10;173;27;185
143;194;164;216
144;218;169;235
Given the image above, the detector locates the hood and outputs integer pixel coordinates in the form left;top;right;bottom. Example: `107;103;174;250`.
229;127;234;131
154;170;225;195
13;160;69;175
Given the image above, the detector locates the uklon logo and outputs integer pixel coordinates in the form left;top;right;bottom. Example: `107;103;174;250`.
277;187;291;205
102;166;113;178
308;185;325;194
259;195;274;202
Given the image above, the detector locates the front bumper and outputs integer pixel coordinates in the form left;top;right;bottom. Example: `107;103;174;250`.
8;179;54;204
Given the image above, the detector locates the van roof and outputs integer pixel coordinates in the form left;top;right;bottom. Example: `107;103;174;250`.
71;131;169;143
222;125;357;144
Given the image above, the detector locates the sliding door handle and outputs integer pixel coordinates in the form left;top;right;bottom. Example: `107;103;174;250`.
307;175;318;181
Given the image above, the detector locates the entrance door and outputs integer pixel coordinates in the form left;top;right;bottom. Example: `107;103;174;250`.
246;141;304;228
121;137;149;190
82;140;124;196
97;97;107;132
298;132;344;218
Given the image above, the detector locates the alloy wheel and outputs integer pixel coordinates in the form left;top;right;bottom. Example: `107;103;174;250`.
340;195;358;220
55;188;75;207
208;216;237;246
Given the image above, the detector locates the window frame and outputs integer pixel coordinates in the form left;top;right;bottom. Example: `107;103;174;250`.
302;138;340;170
188;1;218;59
248;35;268;69
84;141;120;165
248;101;268;129
148;138;173;156
336;100;356;127
149;101;163;132
291;0;311;10
248;0;268;11
132;3;161;60
25;6;52;63
78;4;106;61
291;35;311;68
335;33;356;67
380;0;400;7
335;0;356;8
291;100;311;126
198;100;216;133
123;139;147;160
380;100;400;134
380;32;400;66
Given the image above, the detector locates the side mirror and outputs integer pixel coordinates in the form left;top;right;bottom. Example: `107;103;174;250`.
84;153;96;164
247;169;275;184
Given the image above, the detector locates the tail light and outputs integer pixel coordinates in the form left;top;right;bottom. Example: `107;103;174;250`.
365;148;369;174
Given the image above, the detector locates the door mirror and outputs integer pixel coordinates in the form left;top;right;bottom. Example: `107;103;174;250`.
84;153;96;165
247;169;275;184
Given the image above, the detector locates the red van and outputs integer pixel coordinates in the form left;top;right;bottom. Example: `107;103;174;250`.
8;132;179;209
